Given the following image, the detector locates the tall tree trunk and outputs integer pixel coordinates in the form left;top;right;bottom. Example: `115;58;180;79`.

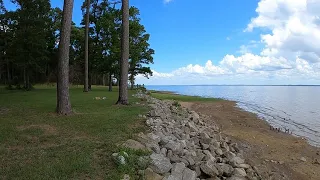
129;74;134;90
89;73;92;90
117;0;129;105
84;0;90;92
56;0;74;115
102;74;106;86
6;58;11;86
109;73;112;91
23;67;26;89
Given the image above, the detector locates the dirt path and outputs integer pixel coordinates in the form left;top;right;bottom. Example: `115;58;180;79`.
181;101;320;180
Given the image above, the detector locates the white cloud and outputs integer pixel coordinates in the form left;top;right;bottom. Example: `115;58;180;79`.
137;0;320;85
226;37;231;41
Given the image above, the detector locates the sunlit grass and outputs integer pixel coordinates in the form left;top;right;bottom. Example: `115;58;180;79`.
0;85;147;179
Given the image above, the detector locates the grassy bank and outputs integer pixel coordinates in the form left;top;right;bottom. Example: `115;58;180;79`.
0;86;147;179
149;90;221;102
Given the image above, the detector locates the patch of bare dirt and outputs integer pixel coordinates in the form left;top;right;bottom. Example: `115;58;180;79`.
17;124;57;136
182;100;320;180
0;107;10;115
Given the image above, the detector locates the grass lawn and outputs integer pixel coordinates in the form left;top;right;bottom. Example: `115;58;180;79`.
0;86;148;180
149;90;221;102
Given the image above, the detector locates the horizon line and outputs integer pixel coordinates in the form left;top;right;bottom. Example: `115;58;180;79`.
144;84;320;86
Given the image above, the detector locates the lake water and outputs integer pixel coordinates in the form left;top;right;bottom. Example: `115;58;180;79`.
146;85;320;147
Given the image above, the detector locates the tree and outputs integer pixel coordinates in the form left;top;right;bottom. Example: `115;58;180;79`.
56;0;74;115
128;8;154;89
117;0;129;105
84;0;90;92
10;0;52;90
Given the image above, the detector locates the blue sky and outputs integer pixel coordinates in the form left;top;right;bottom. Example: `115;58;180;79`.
4;0;320;85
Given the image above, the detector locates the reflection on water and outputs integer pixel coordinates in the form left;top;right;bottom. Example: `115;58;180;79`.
147;85;320;147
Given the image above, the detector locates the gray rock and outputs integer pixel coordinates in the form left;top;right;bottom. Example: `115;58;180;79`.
118;155;126;165
183;156;195;166
171;162;186;179
190;111;200;122
226;176;247;180
238;164;250;169
149;153;173;174
147;133;161;143
233;168;247;177
121;174;130;180
182;168;197;180
215;148;223;156
200;160;219;177
199;132;210;139
122;139;146;150
163;175;180;180
165;141;182;152
201;143;210;150
300;157;307;162
187;122;199;132
216;163;234;177
161;148;168;156
224;151;236;160
144;168;164;180
146;142;161;153
230;157;245;167
167;150;173;158
203;150;216;162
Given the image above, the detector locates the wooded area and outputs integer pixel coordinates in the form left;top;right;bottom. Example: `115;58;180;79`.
0;0;154;96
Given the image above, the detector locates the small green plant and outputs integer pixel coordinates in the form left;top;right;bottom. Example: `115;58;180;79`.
113;147;151;179
172;101;181;107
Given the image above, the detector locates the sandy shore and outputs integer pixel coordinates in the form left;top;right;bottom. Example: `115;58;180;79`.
181;100;320;180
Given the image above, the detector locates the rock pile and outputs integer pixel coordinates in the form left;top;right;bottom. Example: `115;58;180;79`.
129;92;261;180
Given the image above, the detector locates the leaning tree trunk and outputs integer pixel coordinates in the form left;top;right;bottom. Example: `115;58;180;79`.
56;0;74;115
116;0;129;105
84;0;90;92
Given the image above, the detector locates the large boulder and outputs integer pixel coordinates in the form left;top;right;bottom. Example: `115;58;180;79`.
149;153;173;174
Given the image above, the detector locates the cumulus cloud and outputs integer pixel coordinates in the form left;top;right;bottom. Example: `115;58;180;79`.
137;0;320;85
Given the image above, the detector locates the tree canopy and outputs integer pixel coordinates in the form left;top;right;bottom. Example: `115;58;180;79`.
0;0;154;90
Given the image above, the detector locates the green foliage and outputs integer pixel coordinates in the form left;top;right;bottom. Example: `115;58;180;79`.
172;100;181;107
111;147;151;179
0;1;154;90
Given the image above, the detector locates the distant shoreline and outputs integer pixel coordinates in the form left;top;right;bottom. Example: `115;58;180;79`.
147;84;320;87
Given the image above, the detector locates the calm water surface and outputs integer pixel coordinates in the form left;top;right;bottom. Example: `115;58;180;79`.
146;85;320;147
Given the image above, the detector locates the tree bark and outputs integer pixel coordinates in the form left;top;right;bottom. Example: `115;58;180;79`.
6;58;11;86
84;0;90;92
102;74;106;86
109;73;112;91
129;74;134;90
117;0;129;105
56;0;74;115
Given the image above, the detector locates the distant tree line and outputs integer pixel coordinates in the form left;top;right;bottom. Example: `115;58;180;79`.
0;0;154;91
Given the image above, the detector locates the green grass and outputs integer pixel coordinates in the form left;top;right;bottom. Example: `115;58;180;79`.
0;85;148;180
149;90;221;102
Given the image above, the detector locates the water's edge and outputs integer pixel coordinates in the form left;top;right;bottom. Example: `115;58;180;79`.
149;88;320;148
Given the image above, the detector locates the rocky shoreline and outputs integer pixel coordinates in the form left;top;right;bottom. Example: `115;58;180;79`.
117;91;263;180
